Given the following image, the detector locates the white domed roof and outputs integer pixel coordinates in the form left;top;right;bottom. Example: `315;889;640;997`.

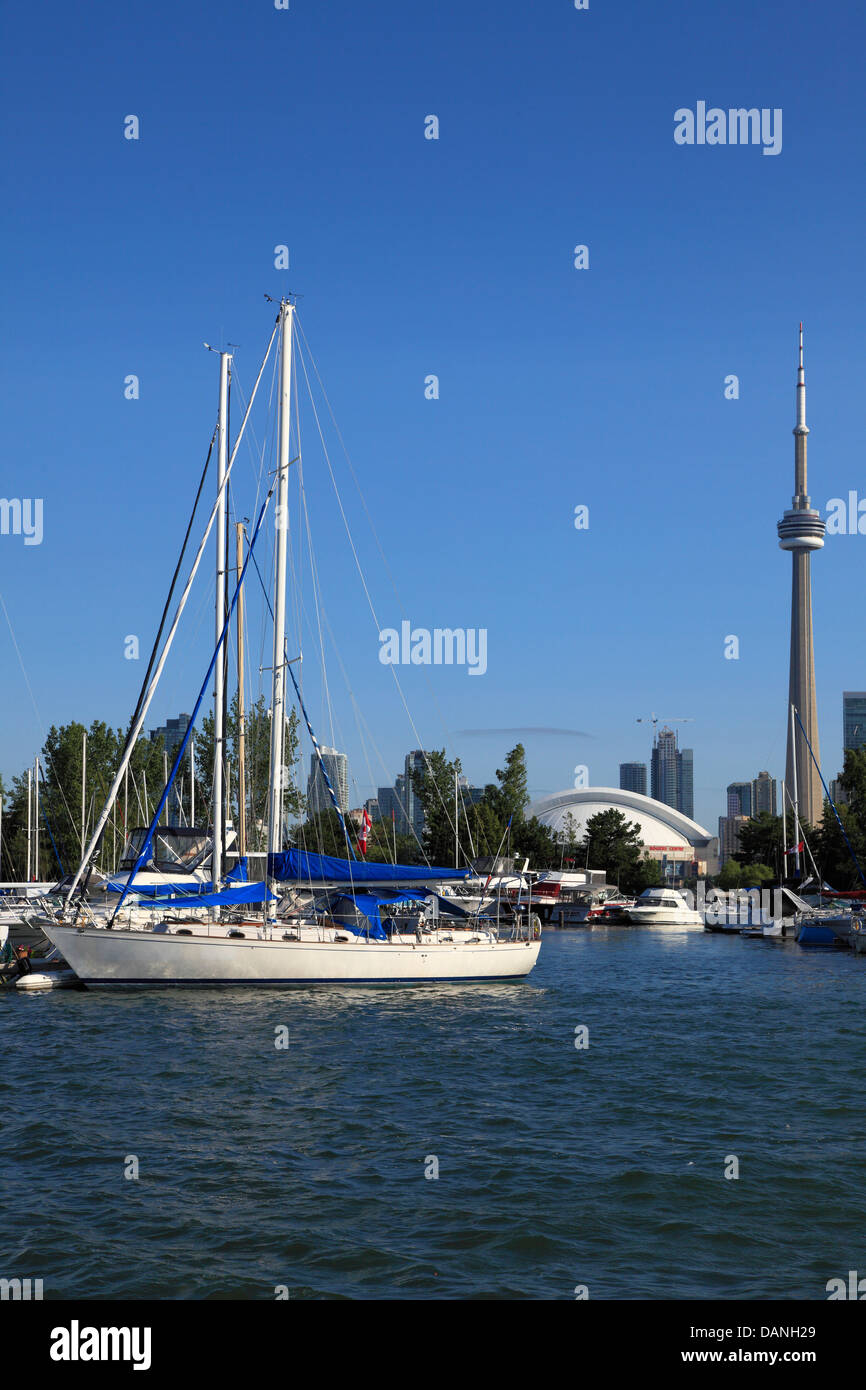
529;787;712;850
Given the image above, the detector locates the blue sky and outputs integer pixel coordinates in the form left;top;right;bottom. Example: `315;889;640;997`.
1;0;864;834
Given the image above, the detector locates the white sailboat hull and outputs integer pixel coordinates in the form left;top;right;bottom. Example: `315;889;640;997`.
42;924;541;986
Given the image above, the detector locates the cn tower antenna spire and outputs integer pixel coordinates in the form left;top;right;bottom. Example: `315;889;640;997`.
796;322;807;437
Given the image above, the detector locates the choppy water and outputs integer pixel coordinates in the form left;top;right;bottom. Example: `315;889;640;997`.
1;928;864;1300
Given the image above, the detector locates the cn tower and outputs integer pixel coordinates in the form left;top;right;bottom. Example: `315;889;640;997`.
777;325;824;826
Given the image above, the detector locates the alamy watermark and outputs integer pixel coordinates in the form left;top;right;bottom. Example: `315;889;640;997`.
0;498;43;545
674;103;782;156
825;492;866;535
1;1277;43;1300
379;622;487;676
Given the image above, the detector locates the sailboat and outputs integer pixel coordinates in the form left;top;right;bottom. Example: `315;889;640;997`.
41;301;541;986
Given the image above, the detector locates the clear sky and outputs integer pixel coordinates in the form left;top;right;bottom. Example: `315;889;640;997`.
1;0;864;834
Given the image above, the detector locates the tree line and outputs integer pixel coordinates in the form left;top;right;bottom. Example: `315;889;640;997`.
718;747;866;889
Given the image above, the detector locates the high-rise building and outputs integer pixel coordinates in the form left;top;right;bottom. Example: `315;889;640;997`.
620;762;648;796
652;728;678;808
679;748;694;819
651;728;694;818
149;712;192;756
376;780;410;835
403;750;427;839
727;782;752;818
719;814;749;866
306;745;348;816
752;770;777;815
843;693;866;752
777;326;824;826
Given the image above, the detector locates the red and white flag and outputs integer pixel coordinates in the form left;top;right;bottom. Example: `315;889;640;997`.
358;808;372;856
785;841;804;855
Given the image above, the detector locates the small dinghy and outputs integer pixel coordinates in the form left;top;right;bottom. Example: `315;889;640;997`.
4;936;81;990
15;966;80;990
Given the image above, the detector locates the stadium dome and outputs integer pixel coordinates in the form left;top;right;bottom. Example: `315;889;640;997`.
529;787;713;855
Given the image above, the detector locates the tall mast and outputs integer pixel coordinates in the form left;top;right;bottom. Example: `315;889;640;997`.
236;522;247;861
212;350;232;891
34;756;40;880
81;730;87;853
26;766;32;881
266;300;294;922
190;734;195;826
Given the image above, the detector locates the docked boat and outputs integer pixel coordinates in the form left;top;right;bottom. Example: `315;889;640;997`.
41;300;541;987
625;888;703;927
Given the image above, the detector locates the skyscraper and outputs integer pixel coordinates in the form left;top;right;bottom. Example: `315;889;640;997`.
652;728;678;808
679;748;694;820
843;693;866;752
752;770;777;815
718;814;749;867
149;712;192;756
727;782;752;818
306;746;348;816
777;326;824;826
403;750;427;839
650;728;694;818
376;783;409;834
619;762;647;796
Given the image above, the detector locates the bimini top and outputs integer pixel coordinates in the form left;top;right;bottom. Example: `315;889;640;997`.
268;849;469;884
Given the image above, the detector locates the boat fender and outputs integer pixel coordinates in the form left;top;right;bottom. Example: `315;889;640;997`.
531;916;541;940
853;917;863;934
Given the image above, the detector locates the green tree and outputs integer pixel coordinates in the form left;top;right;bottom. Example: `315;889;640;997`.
410;748;465;865
576;809;649;893
737;813;783;877
739;862;775;886
632;855;662;893
510;815;561;869
486;744;530;826
556;811;583;867
717;858;742;889
814;748;866;889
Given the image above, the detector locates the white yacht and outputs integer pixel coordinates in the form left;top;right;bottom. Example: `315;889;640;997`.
626;887;703;927
40;300;541;987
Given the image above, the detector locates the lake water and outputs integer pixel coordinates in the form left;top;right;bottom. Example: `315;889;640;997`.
2;927;863;1300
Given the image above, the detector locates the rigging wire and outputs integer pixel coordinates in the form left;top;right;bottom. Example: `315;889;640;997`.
293;324;466;858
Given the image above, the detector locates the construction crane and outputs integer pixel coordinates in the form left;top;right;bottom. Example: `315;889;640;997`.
636;713;695;743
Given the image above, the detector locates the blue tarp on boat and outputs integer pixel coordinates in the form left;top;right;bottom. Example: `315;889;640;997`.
105;881;216;897
268;849;468;884
140;881;275;909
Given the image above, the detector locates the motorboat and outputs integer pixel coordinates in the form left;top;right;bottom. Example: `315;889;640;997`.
625;888;703;927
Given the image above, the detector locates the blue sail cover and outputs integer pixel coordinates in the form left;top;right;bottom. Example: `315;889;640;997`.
105;881;216;897
143;881;275;909
268;850;468;884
